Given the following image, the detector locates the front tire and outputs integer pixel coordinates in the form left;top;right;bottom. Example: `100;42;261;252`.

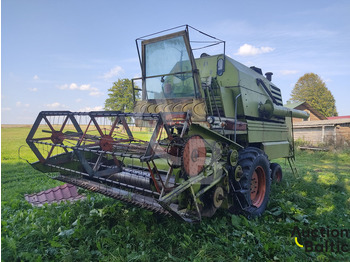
230;147;271;218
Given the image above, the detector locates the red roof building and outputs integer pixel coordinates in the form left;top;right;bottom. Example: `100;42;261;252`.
327;115;350;120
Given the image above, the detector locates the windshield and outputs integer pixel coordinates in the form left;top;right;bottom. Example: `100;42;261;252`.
143;35;196;99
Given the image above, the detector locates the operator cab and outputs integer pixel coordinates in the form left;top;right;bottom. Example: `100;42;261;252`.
137;30;201;101
132;26;225;120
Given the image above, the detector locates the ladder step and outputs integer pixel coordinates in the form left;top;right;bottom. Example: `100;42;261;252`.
287;157;299;177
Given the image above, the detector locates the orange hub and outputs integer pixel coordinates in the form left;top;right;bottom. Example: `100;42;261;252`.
275;170;282;182
250;166;266;208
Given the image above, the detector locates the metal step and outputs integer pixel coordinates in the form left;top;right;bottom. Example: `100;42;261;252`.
288;157;299;177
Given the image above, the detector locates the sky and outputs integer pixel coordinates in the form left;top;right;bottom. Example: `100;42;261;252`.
2;0;350;124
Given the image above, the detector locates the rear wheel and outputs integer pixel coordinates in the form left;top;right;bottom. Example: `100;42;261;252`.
229;147;271;218
270;163;283;182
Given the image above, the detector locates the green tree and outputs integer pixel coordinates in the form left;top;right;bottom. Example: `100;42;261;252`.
104;78;139;112
290;73;338;117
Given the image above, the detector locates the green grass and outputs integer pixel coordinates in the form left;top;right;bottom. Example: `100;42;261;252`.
2;126;350;261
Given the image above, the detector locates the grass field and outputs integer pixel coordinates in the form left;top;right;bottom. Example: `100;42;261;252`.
2;126;350;261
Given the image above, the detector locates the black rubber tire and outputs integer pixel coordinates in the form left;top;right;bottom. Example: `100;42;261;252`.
270;163;283;183
229;147;271;218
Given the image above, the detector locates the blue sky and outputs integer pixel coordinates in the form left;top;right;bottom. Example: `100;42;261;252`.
2;0;350;124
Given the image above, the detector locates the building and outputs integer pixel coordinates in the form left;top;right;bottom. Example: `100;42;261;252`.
284;102;350;147
292;118;350;147
284;101;327;123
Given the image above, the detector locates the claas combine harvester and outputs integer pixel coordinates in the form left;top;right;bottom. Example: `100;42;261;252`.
26;25;309;222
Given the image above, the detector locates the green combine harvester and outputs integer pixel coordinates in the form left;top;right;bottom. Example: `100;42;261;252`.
27;25;308;222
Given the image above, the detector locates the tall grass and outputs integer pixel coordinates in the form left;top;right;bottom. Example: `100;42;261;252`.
2;126;350;261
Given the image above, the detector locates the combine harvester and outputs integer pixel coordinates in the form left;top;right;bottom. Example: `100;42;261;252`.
26;25;308;222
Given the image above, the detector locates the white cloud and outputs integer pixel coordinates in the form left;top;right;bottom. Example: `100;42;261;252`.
70;83;79;90
58;83;102;94
33;75;39;80
89;91;104;97
45;102;67;108
16;101;30;107
46;102;61;108
75;98;82;103
280;70;298;75
67;83;93;91
29;87;38;92
79;84;91;91
79;106;104;112
2;107;11;111
103;66;124;80
235;44;275;56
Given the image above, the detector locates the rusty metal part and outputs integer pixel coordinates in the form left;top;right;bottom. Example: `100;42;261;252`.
182;135;206;177
99;135;115;152
51;131;65;144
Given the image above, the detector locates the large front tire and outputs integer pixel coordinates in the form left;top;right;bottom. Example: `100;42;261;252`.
230;147;271;218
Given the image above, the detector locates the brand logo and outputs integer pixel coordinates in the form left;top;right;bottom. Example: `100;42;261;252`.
291;226;349;253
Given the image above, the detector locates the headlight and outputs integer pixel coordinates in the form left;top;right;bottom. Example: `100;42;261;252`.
207;116;215;124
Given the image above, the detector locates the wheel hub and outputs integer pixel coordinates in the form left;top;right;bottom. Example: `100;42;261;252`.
51;131;64;144
100;135;114;151
250;166;266;208
213;186;224;208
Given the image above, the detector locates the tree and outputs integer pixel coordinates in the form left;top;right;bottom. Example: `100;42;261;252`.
104;78;139;112
290;73;338;117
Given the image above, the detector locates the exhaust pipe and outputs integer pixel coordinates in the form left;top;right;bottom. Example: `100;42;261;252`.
265;72;273;81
